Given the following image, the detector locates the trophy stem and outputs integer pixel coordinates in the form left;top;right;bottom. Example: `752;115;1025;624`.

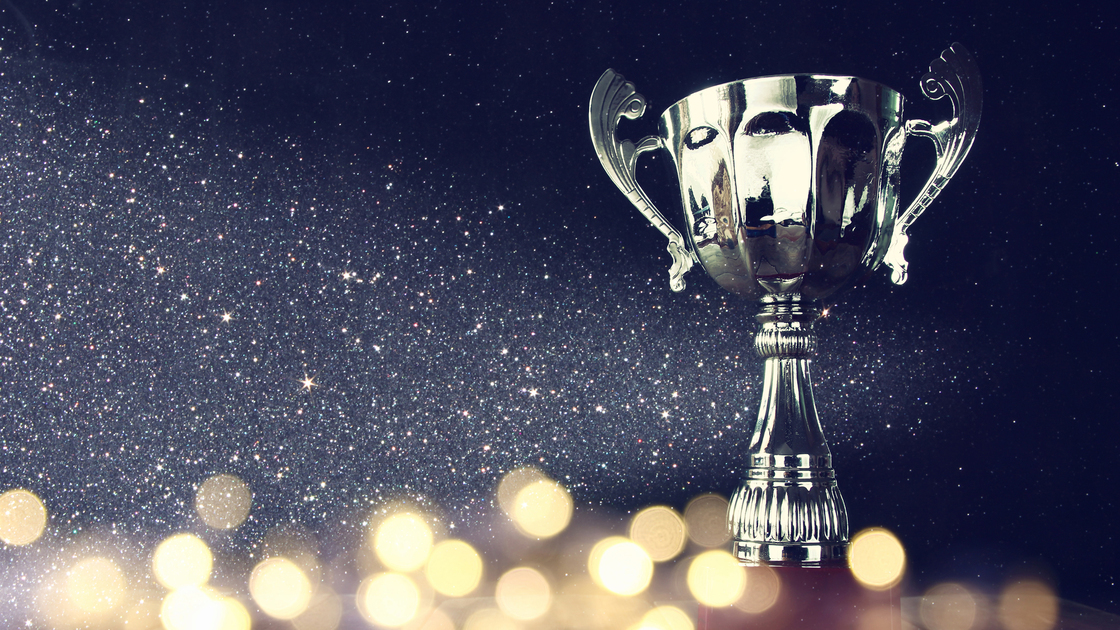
728;295;849;567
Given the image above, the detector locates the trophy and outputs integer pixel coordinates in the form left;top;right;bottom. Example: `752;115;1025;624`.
590;44;981;567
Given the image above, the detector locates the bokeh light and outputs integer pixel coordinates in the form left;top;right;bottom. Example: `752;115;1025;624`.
683;494;730;547
358;572;422;628
194;473;252;530
510;477;573;538
463;607;520;630
153;532;213;590
0;488;47;546
249;556;313;620
425;539;483;597
687;549;746;607
497;466;549;514
638;605;694;630
67;556;127;615
416;608;455;630
374;511;434;572
734;566;781;614
998;580;1058;630
161;587;250;630
590;536;654;596
495;566;552;620
629;505;687;562
920;582;986;630
291;588;343;630
848;527;906;590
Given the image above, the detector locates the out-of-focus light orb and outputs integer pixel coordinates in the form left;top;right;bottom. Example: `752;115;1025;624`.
997;580;1058;630
848;527;906;590
67;556;127;614
194;473;252;530
161;588;250;630
153;533;213;589
629;505;687;562
735;566;781;614
687;549;746;607
358;572;421;628
425;539;483;597
855;605;900;630
683;494;730;547
374;512;434;572
590;537;654;596
0;488;47;545
636;605;694;630
463;607;519;630
497;466;549;515
920;582;985;630
511;478;573;539
415;608;455;630
249;557;313;620
495;566;552;620
291;588;343;630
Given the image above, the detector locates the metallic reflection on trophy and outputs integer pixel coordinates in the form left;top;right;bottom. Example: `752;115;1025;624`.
590;44;981;567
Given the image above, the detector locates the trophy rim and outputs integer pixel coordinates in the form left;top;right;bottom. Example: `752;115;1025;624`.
661;73;903;115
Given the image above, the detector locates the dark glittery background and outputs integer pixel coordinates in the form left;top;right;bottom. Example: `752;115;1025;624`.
0;0;1116;621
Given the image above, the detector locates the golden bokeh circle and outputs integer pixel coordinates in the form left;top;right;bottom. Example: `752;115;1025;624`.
373;512;434;572
153;532;213;589
194;473;252;530
629;505;687;562
687;549;746;607
249;557;313;620
0;488;47;546
848;527;906;590
495;566;552;620
425;539;483;597
358;572;421;628
589;537;653;596
683;494;730;547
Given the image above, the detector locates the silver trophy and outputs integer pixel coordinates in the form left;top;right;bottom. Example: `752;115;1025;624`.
590;44;981;567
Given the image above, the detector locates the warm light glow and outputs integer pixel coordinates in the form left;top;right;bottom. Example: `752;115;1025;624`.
66;556;127;615
495;566;552;620
415;608;455;630
510;477;573;538
590;536;654;596
161;588;250;630
425;539;483;597
920;582;985;630
291;588;343;630
849;527;906;590
0;488;47;545
629;505;687;562
153;533;213;589
463;607;520;630
374;512;434;572
683;494;730;547
497;466;549;515
687;549;746;607
194;473;252;529
997;580;1058;630
358;572;421;628
249;557;313;620
735;566;781;613
638;605;694;630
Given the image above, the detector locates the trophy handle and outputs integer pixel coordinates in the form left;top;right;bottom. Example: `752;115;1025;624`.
590;69;697;292
884;43;983;285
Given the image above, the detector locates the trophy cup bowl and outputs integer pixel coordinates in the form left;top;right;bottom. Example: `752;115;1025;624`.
590;44;981;567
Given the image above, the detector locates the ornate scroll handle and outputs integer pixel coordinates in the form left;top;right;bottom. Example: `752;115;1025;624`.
884;43;983;285
590;69;697;292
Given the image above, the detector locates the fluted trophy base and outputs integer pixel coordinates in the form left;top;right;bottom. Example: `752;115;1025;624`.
728;298;849;567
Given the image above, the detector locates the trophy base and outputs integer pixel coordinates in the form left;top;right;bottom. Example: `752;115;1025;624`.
734;541;847;567
697;567;901;630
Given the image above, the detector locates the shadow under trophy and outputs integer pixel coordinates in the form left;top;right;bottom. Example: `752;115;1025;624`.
589;44;981;575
